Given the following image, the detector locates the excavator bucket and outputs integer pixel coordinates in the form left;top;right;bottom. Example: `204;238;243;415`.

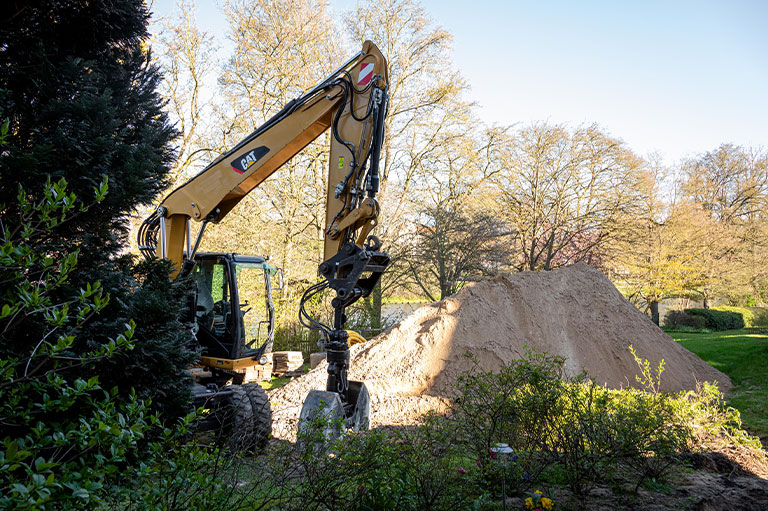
298;380;370;443
346;381;370;430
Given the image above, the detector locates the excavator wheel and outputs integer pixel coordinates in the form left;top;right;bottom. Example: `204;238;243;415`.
227;383;272;452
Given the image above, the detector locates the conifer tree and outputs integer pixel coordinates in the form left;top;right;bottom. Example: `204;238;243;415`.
0;0;195;417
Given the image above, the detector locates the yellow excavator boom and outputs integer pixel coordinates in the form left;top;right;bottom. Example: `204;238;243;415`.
138;40;388;277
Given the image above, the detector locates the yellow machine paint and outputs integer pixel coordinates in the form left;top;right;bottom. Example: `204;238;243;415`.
155;40;388;277
139;41;389;438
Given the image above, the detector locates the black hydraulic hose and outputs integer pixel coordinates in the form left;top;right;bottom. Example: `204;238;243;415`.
331;79;357;171
366;91;388;198
332;75;382;200
344;72;376;122
137;209;160;259
171;86;329;192
299;281;331;333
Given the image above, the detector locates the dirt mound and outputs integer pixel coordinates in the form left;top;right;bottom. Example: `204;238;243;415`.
270;263;731;435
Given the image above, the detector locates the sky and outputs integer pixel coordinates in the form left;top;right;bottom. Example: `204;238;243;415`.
148;0;767;163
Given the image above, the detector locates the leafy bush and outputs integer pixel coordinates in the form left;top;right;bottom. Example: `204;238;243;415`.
712;306;755;328
0;179;233;511
450;351;564;492
663;310;707;330
450;349;700;497
0;178;151;509
233;349;765;510
685;308;744;330
290;412;485;511
748;307;768;327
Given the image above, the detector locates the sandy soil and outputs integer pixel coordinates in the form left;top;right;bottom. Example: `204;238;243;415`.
270;263;731;436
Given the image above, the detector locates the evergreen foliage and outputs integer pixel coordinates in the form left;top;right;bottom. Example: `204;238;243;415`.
712;305;755;328
0;1;194;414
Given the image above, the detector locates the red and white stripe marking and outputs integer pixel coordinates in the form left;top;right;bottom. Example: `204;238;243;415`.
358;62;374;87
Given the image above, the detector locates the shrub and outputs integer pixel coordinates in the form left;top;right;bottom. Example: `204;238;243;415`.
712;306;755;328
0;179;232;511
451;351;565;491
663;310;706;330
449;349;700;497
290;413;484;511
685;308;744;330
0;178;138;510
748;307;768;327
236;350;765;510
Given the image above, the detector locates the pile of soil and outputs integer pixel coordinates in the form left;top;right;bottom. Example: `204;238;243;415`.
270;263;731;435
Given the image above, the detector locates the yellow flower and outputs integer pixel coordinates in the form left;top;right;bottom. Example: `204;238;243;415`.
541;497;553;510
525;497;534;509
534;490;542;494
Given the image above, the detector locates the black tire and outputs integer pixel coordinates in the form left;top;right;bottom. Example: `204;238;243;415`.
228;383;272;452
243;382;272;450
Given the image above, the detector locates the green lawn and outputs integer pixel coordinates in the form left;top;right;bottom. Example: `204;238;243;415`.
260;362;311;391
670;328;768;442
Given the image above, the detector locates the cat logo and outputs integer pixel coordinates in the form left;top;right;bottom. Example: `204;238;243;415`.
231;146;269;174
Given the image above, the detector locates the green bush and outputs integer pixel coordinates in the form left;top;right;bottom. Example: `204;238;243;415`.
0;179;236;511
685;308;744;330
238;349;764;510
663;310;707;330
291;413;486;511
747;307;768;327
712;306;755;328
446;347;766;498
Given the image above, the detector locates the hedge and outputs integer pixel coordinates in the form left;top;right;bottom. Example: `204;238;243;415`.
712;306;755;328
663;310;706;330
685;308;744;331
748;307;768;327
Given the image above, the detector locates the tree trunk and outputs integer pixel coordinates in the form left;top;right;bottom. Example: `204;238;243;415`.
650;300;660;326
371;280;383;331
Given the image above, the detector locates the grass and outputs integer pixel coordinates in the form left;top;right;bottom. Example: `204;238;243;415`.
671;328;768;442
259;362;312;391
260;375;292;391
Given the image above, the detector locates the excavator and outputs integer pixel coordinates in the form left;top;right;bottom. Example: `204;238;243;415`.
138;41;389;448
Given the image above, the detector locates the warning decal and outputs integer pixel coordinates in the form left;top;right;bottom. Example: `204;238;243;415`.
358;62;374;87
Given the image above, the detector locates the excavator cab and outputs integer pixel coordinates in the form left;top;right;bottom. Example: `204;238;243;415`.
191;253;282;362
187;253;282;452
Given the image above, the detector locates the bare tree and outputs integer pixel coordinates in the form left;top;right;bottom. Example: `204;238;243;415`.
410;204;511;300
490;123;647;272
681;144;768;224
678;144;768;305
399;111;510;300
154;0;217;187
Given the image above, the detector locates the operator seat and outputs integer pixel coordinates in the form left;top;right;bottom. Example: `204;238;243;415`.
194;268;215;329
